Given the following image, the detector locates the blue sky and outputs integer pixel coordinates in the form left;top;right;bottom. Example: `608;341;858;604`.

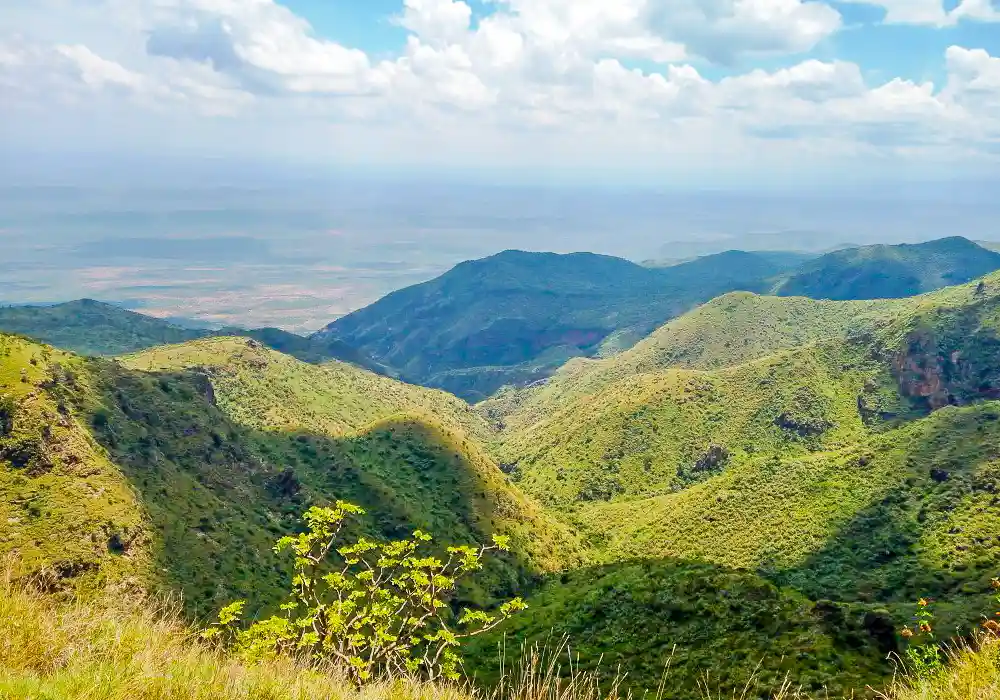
1;0;999;185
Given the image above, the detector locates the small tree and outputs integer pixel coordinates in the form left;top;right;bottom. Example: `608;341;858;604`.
204;501;526;685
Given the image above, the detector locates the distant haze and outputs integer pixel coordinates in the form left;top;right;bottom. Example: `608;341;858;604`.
2;173;999;332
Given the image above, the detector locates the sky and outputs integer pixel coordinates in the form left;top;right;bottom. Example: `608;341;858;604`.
2;0;1000;185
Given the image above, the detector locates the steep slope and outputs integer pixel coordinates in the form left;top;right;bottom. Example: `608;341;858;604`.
1;334;582;618
773;236;1000;300
479;292;892;434
477;272;1000;693
316;250;802;401
0;334;151;594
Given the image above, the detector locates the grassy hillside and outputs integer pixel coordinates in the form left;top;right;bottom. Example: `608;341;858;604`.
1;333;582;619
320;239;999;402
471;272;1000;693
479;293;892;434
317;250;802;401
4;570;1000;700
0;334;151;594
773;237;1000;300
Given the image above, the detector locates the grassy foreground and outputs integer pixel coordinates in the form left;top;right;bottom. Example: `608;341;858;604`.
2;573;998;700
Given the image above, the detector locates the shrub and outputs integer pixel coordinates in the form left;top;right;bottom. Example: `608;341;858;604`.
205;501;526;686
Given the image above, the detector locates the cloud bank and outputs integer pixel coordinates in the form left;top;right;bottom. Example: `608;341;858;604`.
1;0;999;178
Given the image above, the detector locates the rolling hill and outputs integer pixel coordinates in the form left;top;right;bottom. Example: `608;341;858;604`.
318;238;1000;402
471;271;1000;692
772;236;1000;300
10;242;1000;697
1;333;582;618
315;249;803;401
0;299;204;355
0;299;389;374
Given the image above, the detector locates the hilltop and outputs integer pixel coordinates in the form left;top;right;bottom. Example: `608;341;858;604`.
318;238;1000;401
0;299;204;355
773;236;1000;300
316;249;801;401
0;299;388;374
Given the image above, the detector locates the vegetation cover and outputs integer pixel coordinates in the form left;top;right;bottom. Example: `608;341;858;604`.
0;333;581;619
9;237;1000;697
320;238;1000;400
0;299;388;373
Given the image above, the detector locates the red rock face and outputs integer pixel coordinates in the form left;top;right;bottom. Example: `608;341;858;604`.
893;345;957;411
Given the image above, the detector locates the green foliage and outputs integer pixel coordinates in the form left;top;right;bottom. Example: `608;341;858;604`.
468;559;893;698
899;598;944;681
0;332;581;619
207;502;526;686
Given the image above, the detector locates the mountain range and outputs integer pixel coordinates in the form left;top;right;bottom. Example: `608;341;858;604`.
6;235;1000;697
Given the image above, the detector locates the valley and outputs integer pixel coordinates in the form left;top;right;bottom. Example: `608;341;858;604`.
5;236;1000;698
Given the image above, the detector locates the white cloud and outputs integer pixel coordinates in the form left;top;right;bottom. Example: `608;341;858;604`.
644;0;843;63
0;0;999;174
842;0;1000;26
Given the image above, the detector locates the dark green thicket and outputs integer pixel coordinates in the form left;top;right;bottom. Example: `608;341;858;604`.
468;560;893;698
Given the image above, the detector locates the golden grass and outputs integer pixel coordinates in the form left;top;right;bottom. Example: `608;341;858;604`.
4;566;1000;700
880;637;1000;700
0;574;625;700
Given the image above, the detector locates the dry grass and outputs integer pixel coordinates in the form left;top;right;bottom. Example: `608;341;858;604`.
4;570;999;700
879;637;1000;700
0;575;635;700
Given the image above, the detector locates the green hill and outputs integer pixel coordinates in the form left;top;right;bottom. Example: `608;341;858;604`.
316;250;802;401
319;239;1000;402
468;559;894;698
1;334;582;618
773;236;1000;300
0;299;388;374
11;260;1000;697
472;272;1000;692
0;299;204;355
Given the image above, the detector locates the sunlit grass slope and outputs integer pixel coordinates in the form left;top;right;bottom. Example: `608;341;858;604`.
2;333;582;619
121;336;493;444
0;576;474;700
0;334;151;594
475;272;1000;693
889;636;1000;700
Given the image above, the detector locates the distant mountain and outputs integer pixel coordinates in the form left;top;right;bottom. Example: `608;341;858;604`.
773;236;1000;300
0;299;385;372
643;250;816;270
315;249;803;401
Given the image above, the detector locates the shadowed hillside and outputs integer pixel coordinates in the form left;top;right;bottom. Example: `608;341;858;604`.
1;334;582;618
315;249;803;401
